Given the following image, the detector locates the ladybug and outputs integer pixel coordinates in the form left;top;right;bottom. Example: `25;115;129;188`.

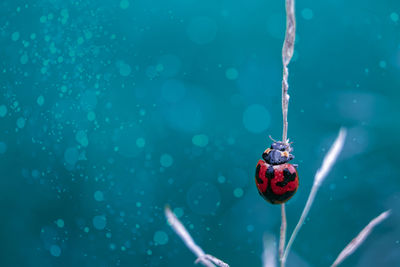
255;141;299;204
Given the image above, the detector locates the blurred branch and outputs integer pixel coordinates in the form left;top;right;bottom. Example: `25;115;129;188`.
282;128;347;264
331;210;391;267
165;206;229;267
263;235;277;267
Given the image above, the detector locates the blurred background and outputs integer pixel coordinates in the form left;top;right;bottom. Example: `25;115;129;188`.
0;0;399;266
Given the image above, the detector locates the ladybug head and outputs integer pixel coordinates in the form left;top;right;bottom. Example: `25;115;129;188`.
262;141;294;165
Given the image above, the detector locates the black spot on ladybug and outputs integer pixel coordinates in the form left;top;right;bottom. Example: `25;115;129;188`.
266;166;274;179
262;185;297;204
255;164;263;184
276;168;297;187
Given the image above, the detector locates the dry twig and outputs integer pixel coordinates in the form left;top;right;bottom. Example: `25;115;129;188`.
263;235;277;267
279;0;296;264
331;210;391;267
165;206;229;267
281;128;347;265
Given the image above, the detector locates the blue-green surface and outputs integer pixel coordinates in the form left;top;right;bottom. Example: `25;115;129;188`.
0;0;399;266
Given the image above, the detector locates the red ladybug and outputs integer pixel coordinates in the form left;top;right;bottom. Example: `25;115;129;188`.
255;141;299;204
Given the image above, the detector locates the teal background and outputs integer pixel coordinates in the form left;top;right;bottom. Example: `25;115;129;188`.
0;0;399;266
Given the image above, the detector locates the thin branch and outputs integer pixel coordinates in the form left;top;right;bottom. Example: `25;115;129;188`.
279;204;286;267
282;128;347;264
279;1;296;265
263;235;277;267
331;210;391;267
197;254;230;267
281;0;296;143
165;206;230;267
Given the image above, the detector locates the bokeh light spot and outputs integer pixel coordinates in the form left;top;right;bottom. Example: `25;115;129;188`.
160;154;173;167
17;117;26;129
37;95;45;106
93;215;107;230
56;219;64;228
119;62;131;76
120;0;130;9
173;207;184;218
136;138;145;148
225;68;239;80
20;54;28;65
390;12;399;22
87;111;96;121
153;231;169;245
50;245;61;257
75;130;88;147
233;187;244;198
243;104;270;133
11;32;20;41
217;175;226;184
0;105;7;117
64;147;79;166
0;142;7;154
94;191;104;202
301;8;314;20
192;134;209;147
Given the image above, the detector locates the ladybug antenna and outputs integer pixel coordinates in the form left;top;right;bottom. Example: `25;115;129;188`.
268;135;277;143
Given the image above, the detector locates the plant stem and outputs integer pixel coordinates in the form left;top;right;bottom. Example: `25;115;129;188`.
282;129;347;263
279;1;295;265
281;0;296;144
279;204;287;267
